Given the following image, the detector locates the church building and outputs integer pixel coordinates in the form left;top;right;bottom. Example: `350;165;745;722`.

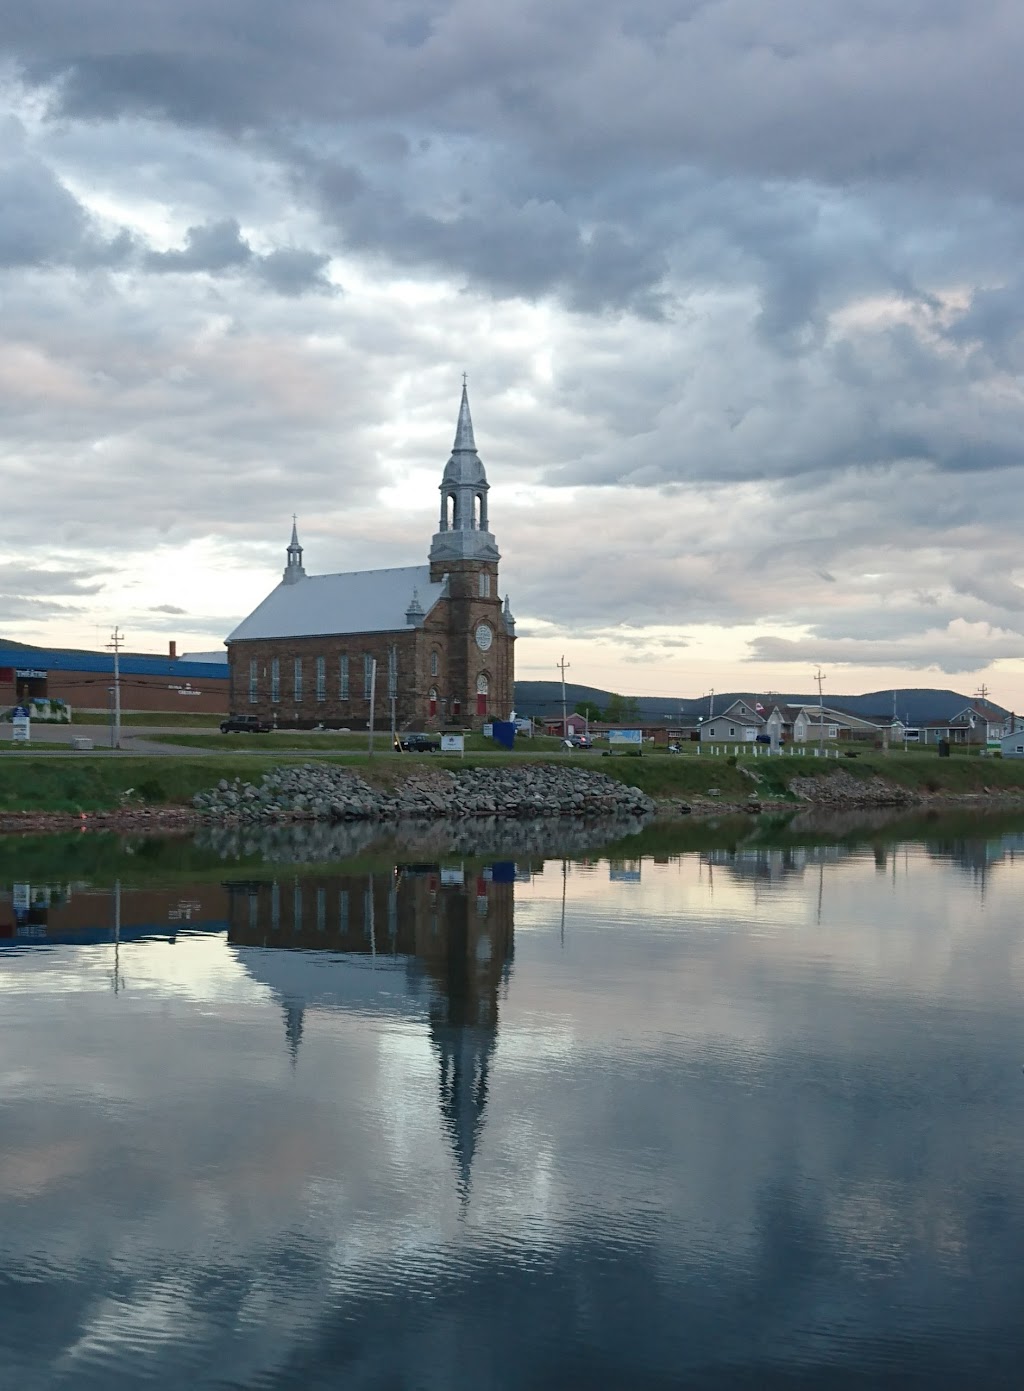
225;385;515;730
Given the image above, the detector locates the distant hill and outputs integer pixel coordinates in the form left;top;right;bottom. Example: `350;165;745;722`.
512;682;1006;725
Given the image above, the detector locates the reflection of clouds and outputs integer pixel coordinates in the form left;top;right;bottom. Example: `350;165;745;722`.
0;931;257;1002
1;842;1024;1384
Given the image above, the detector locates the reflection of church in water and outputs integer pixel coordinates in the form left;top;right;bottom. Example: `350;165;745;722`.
225;864;515;1195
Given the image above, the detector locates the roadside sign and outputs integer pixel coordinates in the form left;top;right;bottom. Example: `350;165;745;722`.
11;710;30;744
441;733;465;755
608;729;642;753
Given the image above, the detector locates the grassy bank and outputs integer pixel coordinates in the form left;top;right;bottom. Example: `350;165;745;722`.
71;711;222;728
2;747;1024;813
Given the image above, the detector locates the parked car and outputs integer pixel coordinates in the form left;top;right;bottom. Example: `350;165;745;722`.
220;713;272;734
395;732;441;752
563;734;593;750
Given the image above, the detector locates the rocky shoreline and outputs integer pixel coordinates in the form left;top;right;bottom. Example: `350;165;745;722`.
190;761;656;823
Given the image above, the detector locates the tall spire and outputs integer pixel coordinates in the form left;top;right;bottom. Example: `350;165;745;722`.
283;514;306;585
453;377;476;452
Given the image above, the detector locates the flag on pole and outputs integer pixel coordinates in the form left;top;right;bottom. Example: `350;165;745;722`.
755;702;765;713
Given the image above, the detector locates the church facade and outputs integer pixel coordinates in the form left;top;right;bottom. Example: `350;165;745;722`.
225;386;515;730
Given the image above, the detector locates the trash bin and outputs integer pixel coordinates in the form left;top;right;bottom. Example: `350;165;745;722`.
937;738;950;758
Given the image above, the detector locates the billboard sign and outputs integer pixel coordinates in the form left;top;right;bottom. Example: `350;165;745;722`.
608;728;643;753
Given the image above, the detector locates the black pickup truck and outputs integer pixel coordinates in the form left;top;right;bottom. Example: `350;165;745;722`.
220;714;272;734
394;732;441;752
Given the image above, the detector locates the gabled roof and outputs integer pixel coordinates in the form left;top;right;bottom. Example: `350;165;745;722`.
710;702;766;725
227;565;446;642
950;702;1005;723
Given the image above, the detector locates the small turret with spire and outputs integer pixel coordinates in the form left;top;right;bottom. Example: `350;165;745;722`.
405;587;425;627
283;515;306;585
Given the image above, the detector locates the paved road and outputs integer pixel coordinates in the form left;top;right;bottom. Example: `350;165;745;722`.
0;723;224;757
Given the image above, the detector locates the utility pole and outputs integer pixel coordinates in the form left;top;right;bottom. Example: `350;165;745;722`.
389;644;397;751
975;682;990;704
367;658;377;756
557;654;570;737
814;667;826;753
107;627;123;749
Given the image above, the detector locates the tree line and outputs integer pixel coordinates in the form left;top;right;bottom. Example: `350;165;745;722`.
573;695;642;723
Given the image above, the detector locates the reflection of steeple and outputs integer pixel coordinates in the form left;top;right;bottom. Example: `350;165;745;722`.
435;1021;494;1201
283;998;305;1067
224;865;516;1190
422;884;509;1204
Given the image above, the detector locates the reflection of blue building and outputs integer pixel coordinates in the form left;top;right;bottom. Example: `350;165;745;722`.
227;865;515;1197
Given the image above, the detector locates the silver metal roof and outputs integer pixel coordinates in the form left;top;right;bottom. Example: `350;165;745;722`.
442;383;488;487
226;564;445;642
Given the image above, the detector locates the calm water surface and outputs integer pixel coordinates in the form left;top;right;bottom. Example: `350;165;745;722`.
3;820;1024;1388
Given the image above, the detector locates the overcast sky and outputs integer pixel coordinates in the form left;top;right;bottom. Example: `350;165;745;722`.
4;2;1024;704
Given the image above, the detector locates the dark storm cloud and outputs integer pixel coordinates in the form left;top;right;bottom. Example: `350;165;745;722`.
255;247;334;297
7;2;1022;192
6;1;1023;317
749;629;1024;674
0;563;104;597
0;136;130;269
145;219;335;295
145;218;253;273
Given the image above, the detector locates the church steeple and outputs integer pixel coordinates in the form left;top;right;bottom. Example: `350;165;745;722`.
453;381;476;452
283;515;306;585
429;380;500;565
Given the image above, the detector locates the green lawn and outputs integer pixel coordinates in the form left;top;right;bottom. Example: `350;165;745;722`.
1;744;1023;814
71;710;222;728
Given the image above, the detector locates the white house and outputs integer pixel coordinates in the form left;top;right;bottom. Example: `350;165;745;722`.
999;726;1024;759
699;699;766;742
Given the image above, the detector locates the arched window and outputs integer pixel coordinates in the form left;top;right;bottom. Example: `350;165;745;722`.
430;650;439;677
476;672;489;718
478;571;490;598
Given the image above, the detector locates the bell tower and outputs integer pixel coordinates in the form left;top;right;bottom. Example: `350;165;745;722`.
427;381;514;726
428;382;500;577
283;516;305;585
